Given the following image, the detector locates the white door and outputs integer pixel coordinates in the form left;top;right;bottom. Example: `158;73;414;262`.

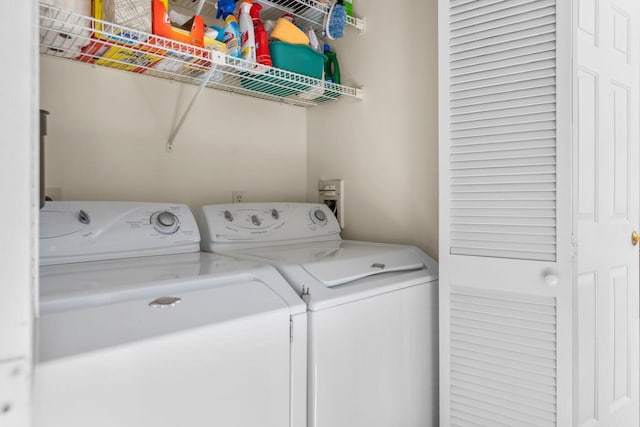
439;0;573;425
576;0;640;426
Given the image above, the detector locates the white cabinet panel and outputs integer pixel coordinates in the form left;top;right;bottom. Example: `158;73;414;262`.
612;83;630;220
578;0;597;38
611;266;630;403
578;272;597;426
577;69;598;222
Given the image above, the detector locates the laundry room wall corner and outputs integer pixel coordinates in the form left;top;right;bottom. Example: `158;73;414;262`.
306;0;439;259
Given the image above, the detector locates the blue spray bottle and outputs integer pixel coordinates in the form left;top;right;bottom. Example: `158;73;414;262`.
218;0;241;58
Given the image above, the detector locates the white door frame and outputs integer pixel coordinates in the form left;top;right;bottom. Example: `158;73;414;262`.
0;2;39;426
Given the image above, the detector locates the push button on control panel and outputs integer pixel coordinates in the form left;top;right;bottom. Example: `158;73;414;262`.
310;208;328;225
150;211;180;234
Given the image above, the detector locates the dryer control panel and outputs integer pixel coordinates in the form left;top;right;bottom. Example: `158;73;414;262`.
197;203;342;251
40;201;200;265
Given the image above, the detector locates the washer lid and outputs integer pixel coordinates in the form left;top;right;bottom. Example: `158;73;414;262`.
241;241;427;287
39;276;291;363
40;252;306;316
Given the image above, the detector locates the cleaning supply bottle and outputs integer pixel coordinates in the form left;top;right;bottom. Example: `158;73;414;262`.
323;44;341;84
306;26;319;51
208;25;225;42
223;14;241;58
344;0;354;17
238;0;256;63
218;0;241;58
250;3;272;66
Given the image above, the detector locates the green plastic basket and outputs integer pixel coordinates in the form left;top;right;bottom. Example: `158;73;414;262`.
240;69;313;98
270;41;326;79
239;42;326;98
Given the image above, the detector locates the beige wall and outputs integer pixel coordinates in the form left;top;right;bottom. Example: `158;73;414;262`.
307;0;439;259
40;55;308;208
41;0;439;258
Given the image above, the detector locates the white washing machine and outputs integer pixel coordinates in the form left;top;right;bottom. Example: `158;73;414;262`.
36;201;307;427
196;202;439;427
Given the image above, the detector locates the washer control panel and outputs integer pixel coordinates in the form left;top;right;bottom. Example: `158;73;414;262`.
197;203;341;249
40;202;200;265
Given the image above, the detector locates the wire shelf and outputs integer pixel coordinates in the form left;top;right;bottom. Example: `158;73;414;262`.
169;0;365;32
39;3;362;108
255;0;365;33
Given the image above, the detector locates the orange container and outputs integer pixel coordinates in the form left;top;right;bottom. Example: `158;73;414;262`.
151;0;205;47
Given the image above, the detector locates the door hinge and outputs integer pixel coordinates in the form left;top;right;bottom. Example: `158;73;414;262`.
571;234;578;257
290;318;293;343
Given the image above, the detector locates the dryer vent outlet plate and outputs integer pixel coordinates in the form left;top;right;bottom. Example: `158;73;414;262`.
319;179;344;228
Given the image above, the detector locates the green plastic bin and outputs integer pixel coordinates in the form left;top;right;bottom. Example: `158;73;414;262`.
270;41;326;79
240;42;326;98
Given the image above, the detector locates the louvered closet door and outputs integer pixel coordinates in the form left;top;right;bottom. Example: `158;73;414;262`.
439;1;572;427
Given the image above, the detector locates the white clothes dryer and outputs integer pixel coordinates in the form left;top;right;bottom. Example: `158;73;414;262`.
36;201;307;427
196;202;439;427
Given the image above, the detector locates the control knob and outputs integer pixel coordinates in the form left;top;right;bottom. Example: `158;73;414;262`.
251;215;262;226
310;209;327;224
151;211;180;234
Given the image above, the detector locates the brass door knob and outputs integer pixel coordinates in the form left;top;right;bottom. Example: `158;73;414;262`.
633;231;639;246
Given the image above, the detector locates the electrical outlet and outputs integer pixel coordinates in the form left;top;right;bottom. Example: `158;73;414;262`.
232;191;246;203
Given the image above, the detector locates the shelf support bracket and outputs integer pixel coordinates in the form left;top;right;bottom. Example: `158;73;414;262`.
166;63;219;153
347;15;366;33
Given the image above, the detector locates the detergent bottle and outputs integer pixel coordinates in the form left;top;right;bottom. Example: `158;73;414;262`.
250;3;272;66
323;44;341;84
238;0;256;63
223;15;241;58
218;0;241;58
